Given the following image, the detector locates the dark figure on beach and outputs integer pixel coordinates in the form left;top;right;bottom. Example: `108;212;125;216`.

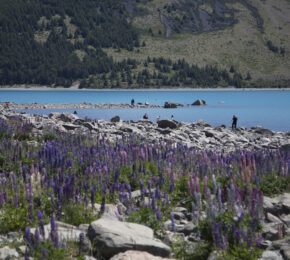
73;110;78;115
131;99;135;106
143;113;148;119
232;115;238;130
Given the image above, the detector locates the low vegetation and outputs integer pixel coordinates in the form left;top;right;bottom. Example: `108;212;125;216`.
0;116;289;258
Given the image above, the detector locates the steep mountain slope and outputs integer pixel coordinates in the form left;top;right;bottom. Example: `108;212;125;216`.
106;0;290;83
0;0;289;88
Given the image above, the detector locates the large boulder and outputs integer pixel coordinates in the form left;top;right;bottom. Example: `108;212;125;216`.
49;112;79;122
88;219;171;259
192;99;206;106
164;102;183;108
157;120;178;129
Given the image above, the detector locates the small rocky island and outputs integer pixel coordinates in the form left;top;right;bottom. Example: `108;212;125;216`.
0;104;289;260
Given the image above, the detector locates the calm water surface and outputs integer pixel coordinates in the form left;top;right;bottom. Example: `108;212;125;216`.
1;90;289;131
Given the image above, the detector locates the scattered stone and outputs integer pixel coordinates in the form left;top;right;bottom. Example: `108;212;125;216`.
251;126;273;136
63;123;81;130
111;116;120;122
0;246;19;259
157;120;178;129
258;250;283;260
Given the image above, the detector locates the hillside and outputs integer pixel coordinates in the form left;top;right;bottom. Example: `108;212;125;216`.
0;0;290;88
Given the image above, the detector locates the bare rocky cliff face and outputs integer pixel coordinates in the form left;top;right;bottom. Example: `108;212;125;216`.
120;0;262;36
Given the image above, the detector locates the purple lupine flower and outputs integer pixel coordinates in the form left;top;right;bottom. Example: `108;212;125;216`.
195;176;199;193
14;192;19;208
125;208;131;216
256;234;262;247
204;176;208;196
151;194;156;211
170;212;176;232
213;223;222;248
28;201;34;221
212;174;217;193
61;242;66;249
50;215;57;234
100;195;106;212
156;208;162;221
37;210;45;238
34;228;40;247
24;227;32;247
169;180;174;193
54;231;59;249
90;187;95;207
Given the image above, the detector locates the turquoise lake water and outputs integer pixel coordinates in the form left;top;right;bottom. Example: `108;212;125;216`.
1;89;289;131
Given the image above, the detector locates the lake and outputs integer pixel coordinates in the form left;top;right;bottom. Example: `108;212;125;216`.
1;89;289;131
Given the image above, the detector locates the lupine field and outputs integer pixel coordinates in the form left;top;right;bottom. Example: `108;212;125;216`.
0;116;289;259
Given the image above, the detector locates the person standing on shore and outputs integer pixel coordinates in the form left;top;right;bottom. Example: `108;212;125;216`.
232;115;238;130
131;98;135;106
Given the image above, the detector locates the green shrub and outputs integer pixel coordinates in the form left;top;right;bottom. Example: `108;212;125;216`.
260;175;290;197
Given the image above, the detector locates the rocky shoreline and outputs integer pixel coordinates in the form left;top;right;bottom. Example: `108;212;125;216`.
0;104;289;153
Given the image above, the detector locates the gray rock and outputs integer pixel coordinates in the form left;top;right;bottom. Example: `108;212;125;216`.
259;250;283;260
156;128;172;135
281;245;290;260
88;219;171;258
84;256;97;260
204;130;216;138
79;233;92;255
266;213;283;224
6;232;19;239
251;126;274;136
62;123;81;130
0;246;19;259
195;120;211;128
270;237;290;250
110;250;174;260
214;125;226;131
207;251;218;260
164;102;183;108
192;99;206;106
82;122;95;131
157;120;178;129
111;116;120;123
30;221;85;242
281;143;290;152
92;203;123;221
49;112;79;122
171;212;185;220
180;222;197;235
262;223;283;241
280;214;290;227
